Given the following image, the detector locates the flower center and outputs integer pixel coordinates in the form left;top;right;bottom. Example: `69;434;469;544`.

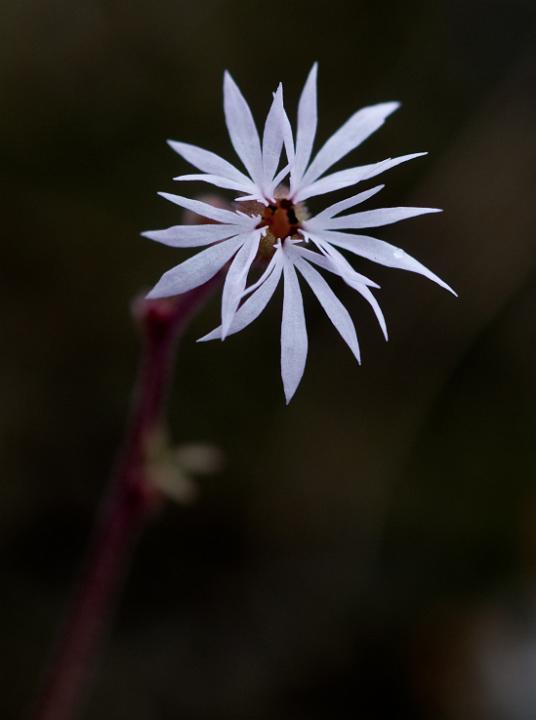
236;196;307;261
261;199;301;240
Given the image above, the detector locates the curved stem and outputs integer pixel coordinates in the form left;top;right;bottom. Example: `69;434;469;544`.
30;278;220;720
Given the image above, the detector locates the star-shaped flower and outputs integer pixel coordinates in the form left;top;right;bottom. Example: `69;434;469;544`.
145;66;455;403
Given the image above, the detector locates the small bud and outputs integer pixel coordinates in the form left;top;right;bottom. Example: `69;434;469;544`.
144;430;223;505
175;443;225;475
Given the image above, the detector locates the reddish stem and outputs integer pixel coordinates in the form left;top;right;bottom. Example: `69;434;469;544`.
31;278;219;720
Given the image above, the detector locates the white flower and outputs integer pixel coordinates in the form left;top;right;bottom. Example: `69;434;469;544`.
144;73;290;339
145;66;455;403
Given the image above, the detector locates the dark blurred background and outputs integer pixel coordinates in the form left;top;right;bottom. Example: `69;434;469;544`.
2;0;536;717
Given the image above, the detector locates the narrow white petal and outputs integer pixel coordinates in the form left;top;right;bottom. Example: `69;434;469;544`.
295;166;377;202
301;102;400;185
223;71;263;187
272;163;291;189
234;193;269;204
242;251;279;296
361;152;428;180
280;251;308;403
311;185;385;221
295;241;388;338
174;173;257;194
142;223;245;247
262;84;285;189
322;231;457;294
294;153;427;202
350;282;388;340
157;192;256;226
146;235;243;299
221;231;262;338
317;206;442;231
198;253;283;342
280;102;295;164
167;140;252;185
294;256;360;363
294;243;379;288
292;63;318;191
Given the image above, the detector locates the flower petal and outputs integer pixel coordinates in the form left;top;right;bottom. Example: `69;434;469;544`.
223;71;263;187
293;255;360;363
142;223;245;247
262;84;285;190
233;193;269;204
242;250;280;296
313;206;442;231
167;140;252;185
198;253;283;342
294;243;379;288
279;101;295;165
295;242;387;339
291;63;318;192
361;152;428;181
321;231;456;294
294;153;427;202
272;163;291;189
221;231;263;338
349;282;388;340
301;102;400;186
280;250;308;403
146;235;243;299
173;173;257;194
311;185;385;221
157;192;257;226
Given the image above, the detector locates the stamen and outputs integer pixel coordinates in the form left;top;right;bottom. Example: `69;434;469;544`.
261;199;301;240
236;197;308;261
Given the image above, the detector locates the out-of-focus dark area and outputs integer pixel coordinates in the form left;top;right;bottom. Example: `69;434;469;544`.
2;0;536;717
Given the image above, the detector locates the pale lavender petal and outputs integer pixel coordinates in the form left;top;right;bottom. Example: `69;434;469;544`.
293;255;360;363
262;84;285;189
295;242;388;338
173;173;257;194
294;153;427;202
157;192;257;226
294;166;377;202
223;71;263;187
233;193;269;203
280;101;295;164
280;251;308;403
321;231;456;294
311;185;385;221
198;253;283;342
167;140;252;185
146;235;243;299
142;223;244;247
316;206;442;231
350;282;388;340
294;243;379;288
272;163;291;189
242;250;280;296
291;63;318;192
221;231;262;338
301;102;400;186
361;152;427;180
